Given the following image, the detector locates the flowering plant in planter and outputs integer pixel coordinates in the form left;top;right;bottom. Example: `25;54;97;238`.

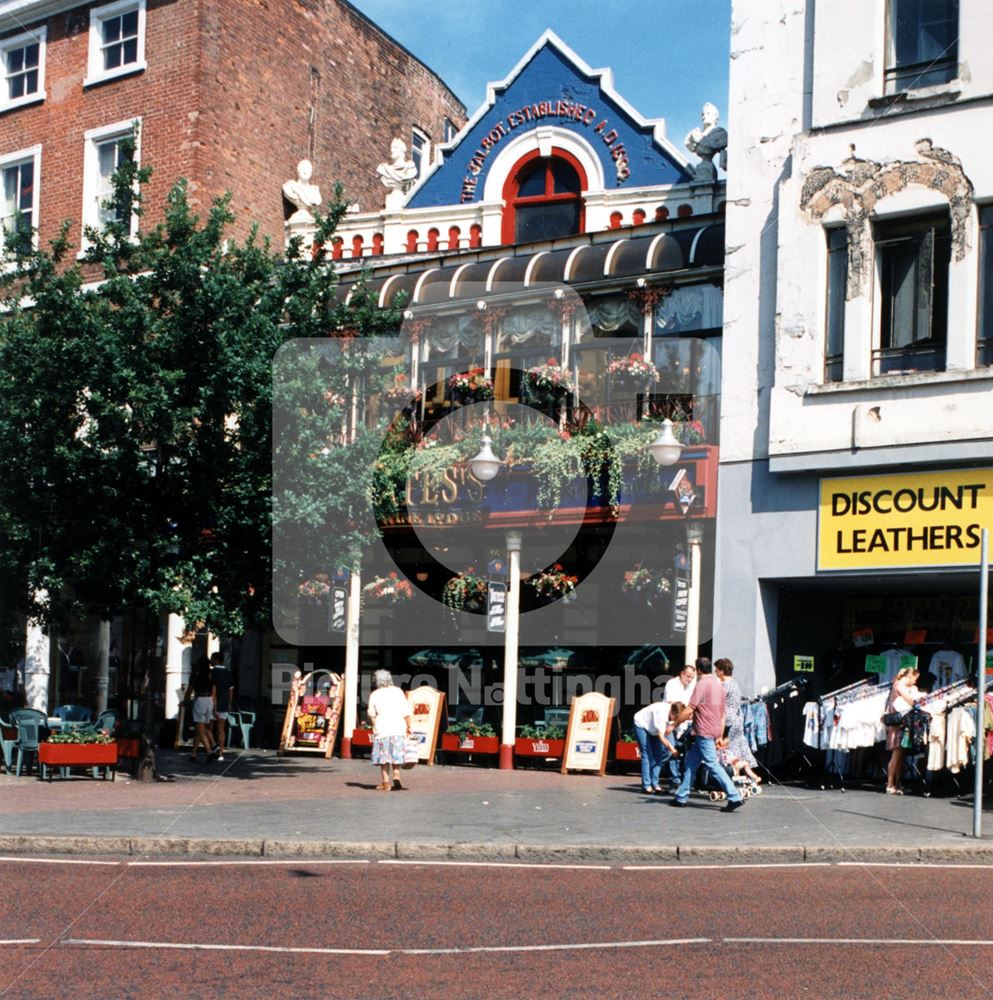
441;569;489;613
447;719;497;739
448;367;494;404
607;353;660;388
526;564;579;602
622;565;672;606
518;724;566;740
298;578;331;604
523;359;576;404
363;571;415;605
384;370;422;404
47;729;113;744
674;419;706;445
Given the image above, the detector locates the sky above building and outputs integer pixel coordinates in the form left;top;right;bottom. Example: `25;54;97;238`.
349;0;731;162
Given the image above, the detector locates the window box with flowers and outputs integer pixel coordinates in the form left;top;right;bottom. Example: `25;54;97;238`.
525;564;579;605
621;565;672;607
448;368;494;405
514;724;566;760
383;370;423;406
362;572;414;606
441;569;489;615
614;731;642;764
441;720;499;754
607;353;660;391
39;729;118;780
298;578;331;605
522;359;576;407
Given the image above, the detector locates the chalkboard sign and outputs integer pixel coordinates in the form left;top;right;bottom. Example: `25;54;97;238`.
279;670;344;757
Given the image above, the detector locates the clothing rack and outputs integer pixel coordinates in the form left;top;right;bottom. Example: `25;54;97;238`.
819;677;882;706
915;679;971;708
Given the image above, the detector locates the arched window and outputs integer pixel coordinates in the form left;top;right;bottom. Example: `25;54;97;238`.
502;150;586;244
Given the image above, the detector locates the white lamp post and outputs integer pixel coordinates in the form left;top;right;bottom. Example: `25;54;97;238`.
648;418;682;467
500;529;523;770
685;521;705;665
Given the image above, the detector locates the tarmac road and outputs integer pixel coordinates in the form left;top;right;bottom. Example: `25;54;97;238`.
1;856;992;999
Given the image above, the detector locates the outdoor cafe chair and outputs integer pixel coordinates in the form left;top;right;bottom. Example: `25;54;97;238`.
11;710;47;778
95;710;117;732
52;704;92;724
226;709;255;749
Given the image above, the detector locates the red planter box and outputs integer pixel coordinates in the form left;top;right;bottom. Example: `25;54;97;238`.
351;728;373;747
39;742;118;770
614;741;642;761
441;733;499;754
514;737;565;758
115;738;140;760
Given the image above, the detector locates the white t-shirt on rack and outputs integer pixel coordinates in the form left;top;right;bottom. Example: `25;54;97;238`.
928;649;967;687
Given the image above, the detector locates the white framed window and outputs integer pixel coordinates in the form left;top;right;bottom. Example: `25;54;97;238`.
884;0;959;94
0;28;46;111
0;145;41;255
81;119;141;246
85;0;146;87
411;127;429;178
443;118;457;143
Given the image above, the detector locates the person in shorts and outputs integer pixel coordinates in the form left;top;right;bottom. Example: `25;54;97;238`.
210;651;234;761
189;657;216;762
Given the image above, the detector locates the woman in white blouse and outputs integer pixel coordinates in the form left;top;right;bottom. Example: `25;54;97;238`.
366;670;412;791
884;667;919;795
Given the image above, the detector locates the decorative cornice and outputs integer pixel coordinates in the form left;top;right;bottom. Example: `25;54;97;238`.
0;0;82;32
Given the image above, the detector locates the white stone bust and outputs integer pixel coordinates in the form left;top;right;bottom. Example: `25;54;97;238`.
282;159;322;224
377;138;419;208
685;103;728;181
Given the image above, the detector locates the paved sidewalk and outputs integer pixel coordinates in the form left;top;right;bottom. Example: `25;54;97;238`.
1;748;992;861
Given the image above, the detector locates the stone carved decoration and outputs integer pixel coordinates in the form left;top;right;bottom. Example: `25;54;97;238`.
377;138;419;209
800;140;974;296
684;103;727;182
282;159;323;247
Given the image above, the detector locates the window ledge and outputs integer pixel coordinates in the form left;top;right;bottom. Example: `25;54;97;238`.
867;86;961;114
806;367;993;395
83;60;146;89
0;92;45;115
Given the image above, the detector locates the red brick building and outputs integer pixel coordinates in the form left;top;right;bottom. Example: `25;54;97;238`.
0;0;465;250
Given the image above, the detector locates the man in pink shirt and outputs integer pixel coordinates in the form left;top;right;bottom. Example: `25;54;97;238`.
670;658;744;812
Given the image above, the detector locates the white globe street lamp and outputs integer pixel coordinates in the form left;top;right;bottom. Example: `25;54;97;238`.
469;433;502;481
648;418;682;467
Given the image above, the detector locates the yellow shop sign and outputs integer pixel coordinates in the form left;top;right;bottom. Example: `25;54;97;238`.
818;468;993;571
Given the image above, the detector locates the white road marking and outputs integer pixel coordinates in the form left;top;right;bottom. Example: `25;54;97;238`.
0;939;41;946
62;939;390;956
622;863;831;871
127;859;371;867
0;857;121;866
61;936;710;957
378;859;613;870
837;862;993;869
726;937;993;946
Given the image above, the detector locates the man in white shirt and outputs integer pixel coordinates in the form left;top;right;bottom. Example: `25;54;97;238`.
662;664;696;783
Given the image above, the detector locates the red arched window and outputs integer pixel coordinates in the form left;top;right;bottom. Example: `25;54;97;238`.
502;149;586;244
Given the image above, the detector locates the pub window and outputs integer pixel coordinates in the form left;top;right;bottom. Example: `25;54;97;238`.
884;0;958;94
443;118;457;143
492;308;558;411
1;28;45;111
86;0;146;87
81;120;140;244
979;205;993;366
824;226;848;382
501;150;585;245
411;127;429;178
0;146;40;255
873;212;950;376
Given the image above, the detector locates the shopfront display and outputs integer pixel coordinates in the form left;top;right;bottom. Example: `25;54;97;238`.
562;691;614;775
279;670;344;757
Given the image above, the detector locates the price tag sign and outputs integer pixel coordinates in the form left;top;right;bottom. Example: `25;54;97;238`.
864;654;887;675
794;655;814;673
487;581;506;633
898;653;918;672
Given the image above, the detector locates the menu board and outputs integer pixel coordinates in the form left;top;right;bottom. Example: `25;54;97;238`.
279;670;344;757
561;691;615;775
407;685;445;765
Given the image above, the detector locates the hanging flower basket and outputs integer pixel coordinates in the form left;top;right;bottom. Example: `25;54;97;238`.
526;564;579;603
448;368;494;405
673;419;706;445
384;371;423;404
608;353;660;390
622;565;672;606
523;360;576;406
298;578;331;605
363;571;415;605
442;569;489;614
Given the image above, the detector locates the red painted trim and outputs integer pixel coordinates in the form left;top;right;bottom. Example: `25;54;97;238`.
500;147;587;246
469;224;482;248
427;228;440;252
372;233;384;255
406;230;419;253
447;225;460;250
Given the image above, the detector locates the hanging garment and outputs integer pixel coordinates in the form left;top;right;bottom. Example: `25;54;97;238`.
926;709;946;772
802;702;819;749
927;649;968;687
900;706;929;754
945;706;976;773
985;694;993;761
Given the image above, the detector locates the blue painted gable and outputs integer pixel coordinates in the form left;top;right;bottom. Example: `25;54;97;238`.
407;38;692;209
